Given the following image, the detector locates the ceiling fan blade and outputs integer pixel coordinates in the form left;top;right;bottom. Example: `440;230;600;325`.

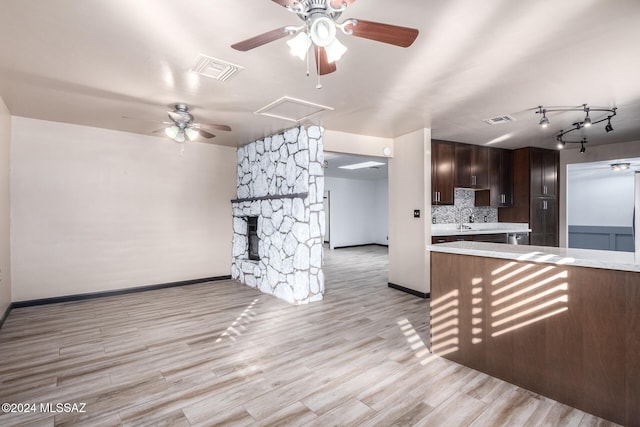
195;123;232;132
198;129;216;139
314;47;337;76
347;19;419;48
231;27;292;51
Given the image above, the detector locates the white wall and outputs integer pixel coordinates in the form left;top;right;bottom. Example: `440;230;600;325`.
0;98;11;315
324;176;388;248
11;117;236;301
560;139;640;246
373;178;389;245
323;130;393;158
388;128;431;294
567;171;634;226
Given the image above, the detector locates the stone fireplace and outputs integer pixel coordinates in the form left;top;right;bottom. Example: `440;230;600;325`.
231;125;324;304
246;216;259;261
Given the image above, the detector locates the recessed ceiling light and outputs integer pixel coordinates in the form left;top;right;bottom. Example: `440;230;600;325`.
610;162;630;171
339;161;386;170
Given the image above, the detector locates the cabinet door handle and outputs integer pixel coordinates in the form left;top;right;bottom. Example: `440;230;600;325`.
543;185;548;195
541;200;548;210
472;175;477;186
500;194;506;204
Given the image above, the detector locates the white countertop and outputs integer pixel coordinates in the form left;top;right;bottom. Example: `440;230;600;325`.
431;222;531;236
427;241;640;273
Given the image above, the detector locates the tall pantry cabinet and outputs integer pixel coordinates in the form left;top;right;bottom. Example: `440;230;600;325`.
499;147;559;246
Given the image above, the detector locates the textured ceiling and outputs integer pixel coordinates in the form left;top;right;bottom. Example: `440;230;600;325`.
1;0;639;152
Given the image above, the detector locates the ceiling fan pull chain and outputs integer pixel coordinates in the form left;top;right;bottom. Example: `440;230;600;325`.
316;46;322;89
180;144;185;157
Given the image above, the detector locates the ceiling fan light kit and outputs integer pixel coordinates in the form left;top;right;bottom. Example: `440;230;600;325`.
287;32;312;59
535;104;617;153
231;0;419;83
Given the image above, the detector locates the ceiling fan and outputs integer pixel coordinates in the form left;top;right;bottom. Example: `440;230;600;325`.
231;0;419;76
152;104;232;143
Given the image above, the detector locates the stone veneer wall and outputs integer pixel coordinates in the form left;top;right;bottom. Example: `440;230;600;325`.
231;126;324;304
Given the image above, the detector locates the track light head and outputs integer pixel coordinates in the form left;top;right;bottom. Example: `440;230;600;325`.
580;143;585;154
582;105;592;127
605;119;614;133
539;113;550;128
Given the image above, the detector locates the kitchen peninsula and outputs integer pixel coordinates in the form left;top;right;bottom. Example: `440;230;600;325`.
428;242;640;426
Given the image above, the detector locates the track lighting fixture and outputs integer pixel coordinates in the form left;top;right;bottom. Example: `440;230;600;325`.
535;104;617;153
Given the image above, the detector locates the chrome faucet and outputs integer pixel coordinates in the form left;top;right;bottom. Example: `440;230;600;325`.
458;207;474;230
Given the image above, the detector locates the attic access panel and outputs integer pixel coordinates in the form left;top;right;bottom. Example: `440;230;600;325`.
255;96;333;122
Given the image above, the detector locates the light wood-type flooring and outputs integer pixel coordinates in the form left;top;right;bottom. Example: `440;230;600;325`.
0;245;619;426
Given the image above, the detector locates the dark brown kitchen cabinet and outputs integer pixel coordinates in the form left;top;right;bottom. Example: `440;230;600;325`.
530;148;558;198
488;148;513;207
499;147;559;247
454;143;489;188
431;140;455;205
529;198;558;246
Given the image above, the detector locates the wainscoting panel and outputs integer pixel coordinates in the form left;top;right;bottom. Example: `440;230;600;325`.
568;225;633;252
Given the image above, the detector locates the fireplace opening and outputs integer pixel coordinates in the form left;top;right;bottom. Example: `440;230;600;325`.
247;216;259;261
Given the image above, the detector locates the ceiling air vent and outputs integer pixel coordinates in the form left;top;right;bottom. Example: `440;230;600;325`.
191;54;243;82
483;115;515;125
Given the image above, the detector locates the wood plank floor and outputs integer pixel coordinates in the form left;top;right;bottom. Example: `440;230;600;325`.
0;245;619;426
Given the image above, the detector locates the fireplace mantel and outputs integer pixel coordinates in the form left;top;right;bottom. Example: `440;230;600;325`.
230;192;308;204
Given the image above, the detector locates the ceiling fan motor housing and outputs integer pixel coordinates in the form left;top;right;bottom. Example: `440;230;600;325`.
296;0;344;21
170;104;194;126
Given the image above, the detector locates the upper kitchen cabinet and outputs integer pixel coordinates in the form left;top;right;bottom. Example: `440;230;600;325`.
530;147;558;198
431;140;455;205
488;148;513;207
454;143;489;189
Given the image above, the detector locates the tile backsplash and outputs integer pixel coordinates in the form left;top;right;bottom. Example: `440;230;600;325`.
431;189;498;224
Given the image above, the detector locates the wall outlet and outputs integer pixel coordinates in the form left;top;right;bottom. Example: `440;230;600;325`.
414;209;420;218
432;216;436;224
484;215;488;222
